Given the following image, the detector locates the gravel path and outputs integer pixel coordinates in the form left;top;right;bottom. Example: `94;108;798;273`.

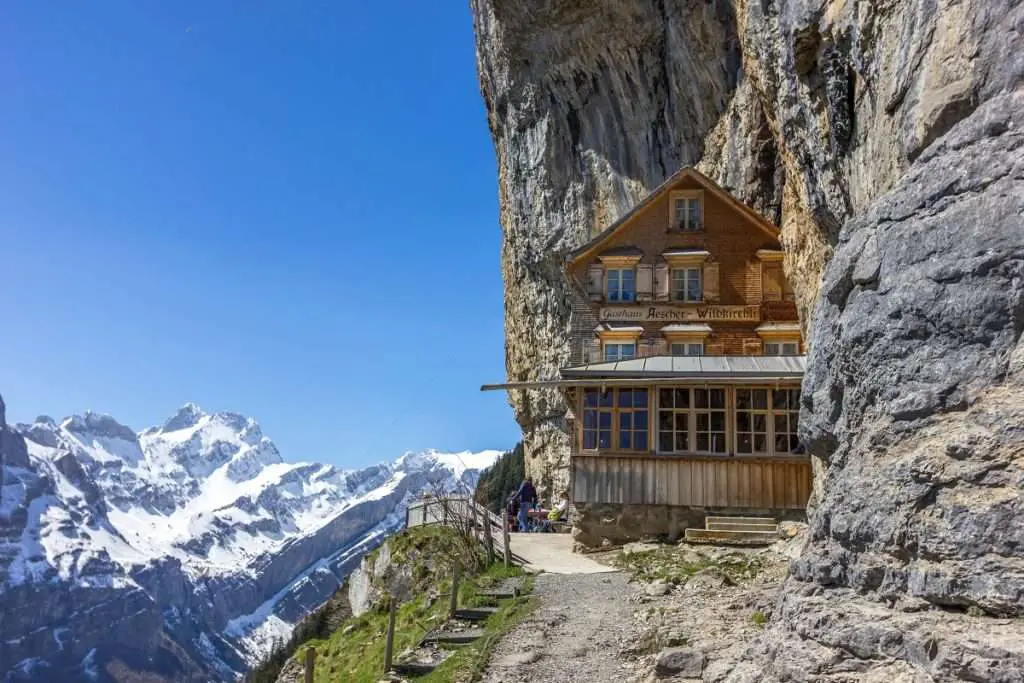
480;571;642;683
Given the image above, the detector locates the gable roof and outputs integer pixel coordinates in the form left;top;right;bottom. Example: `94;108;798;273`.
566;167;780;266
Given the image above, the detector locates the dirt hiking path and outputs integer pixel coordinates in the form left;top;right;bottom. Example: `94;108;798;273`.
480;571;642;683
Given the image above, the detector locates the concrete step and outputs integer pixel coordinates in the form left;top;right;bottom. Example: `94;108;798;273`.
706;521;779;533
684;528;778;546
453;607;499;622
477;589;518;601
705;516;777;527
422;628;486;645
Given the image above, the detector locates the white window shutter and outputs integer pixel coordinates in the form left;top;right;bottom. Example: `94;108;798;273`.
587;338;602;363
636;264;654;301
703;261;720;302
587;264;604;301
654;263;670;301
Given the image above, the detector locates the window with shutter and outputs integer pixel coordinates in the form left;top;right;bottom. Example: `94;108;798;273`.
636;264;654;301
703;261;720;302
654;263;671;301
763;262;783;301
588;264;604;301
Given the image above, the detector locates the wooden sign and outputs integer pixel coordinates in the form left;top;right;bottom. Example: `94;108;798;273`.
599;305;761;323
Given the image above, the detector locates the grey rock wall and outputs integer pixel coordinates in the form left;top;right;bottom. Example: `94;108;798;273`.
471;0;1024;678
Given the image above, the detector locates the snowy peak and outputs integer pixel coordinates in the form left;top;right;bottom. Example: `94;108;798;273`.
159;402;205;433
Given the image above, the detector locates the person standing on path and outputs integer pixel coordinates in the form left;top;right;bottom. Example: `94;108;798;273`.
516;477;537;532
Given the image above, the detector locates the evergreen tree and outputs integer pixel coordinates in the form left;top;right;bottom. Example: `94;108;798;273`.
474;442;525;513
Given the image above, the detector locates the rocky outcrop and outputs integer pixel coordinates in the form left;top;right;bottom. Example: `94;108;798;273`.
472;0;1024;678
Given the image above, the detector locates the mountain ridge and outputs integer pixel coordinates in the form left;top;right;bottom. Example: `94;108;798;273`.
0;394;500;682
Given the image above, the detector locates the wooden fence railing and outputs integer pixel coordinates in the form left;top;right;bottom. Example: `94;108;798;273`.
405;496;514;567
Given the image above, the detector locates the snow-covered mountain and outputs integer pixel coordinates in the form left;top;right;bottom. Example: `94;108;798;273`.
0;394;500;682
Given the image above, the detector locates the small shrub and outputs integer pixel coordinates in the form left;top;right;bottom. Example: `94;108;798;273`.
751;611;768;627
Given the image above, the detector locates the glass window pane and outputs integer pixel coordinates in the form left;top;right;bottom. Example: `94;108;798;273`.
772;389;786;410
584;389;598;407
695;389;709;409
620;432;632;449
659;412;673;431
774;414;788;433
775;434;788;452
659;389;673;408
736;390;751;409
738;433;752;453
599;430;612;448
710;389;726;409
688;200;700;228
635;432;648;451
790;435;801;452
622;344;636;360
737;412;751;431
696;434;709;451
711;412;725;431
712;434;727;453
599;390;614;407
635;410;648;428
674;413;687;432
583;411;596;428
583;432;596;449
754;414;767;432
765;343;780;355
659;433;673;452
634;390;648;407
599;412;612;428
697;414;709;431
674;389;689;408
688;344;703;356
755;434;768;452
617;389;631;407
619;412;632;431
675;433;688;452
753;390;768;409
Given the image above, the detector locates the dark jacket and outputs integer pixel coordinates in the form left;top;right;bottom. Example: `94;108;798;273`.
516;481;537;505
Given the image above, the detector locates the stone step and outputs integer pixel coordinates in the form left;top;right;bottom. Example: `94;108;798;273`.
477;589;517;601
453;607;499;622
684;528;778;545
705;516;777;526
422;628;486;645
705;521;779;532
391;661;438;676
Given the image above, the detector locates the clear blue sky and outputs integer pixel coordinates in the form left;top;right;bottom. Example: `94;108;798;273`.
0;1;520;466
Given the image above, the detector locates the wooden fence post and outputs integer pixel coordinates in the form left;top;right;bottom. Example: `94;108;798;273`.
501;510;511;569
383;598;397;673
303;647;316;683
483;510;495;565
449;562;461;619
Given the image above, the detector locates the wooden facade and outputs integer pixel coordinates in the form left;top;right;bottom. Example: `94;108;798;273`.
561;168;811;520
572;455;811;510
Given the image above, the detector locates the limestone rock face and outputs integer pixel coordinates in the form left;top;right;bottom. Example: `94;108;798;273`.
471;0;1024;677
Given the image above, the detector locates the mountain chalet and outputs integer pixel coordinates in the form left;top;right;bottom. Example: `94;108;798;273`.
485;167;811;544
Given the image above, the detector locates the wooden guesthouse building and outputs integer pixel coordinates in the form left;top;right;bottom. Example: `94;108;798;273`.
485;168;811;545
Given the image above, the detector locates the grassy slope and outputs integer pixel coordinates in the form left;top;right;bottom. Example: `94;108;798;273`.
294;528;534;683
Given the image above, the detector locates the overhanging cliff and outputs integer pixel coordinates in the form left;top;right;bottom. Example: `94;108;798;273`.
471;0;1024;678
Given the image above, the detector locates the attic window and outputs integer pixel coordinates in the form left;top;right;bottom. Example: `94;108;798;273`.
670;191;703;231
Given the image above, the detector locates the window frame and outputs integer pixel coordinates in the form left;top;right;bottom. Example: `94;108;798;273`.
669;342;704;357
603;342;637;362
671;267;703;302
669;191;704;232
735;388;771;455
605;267;636;302
763;340;801;356
580;387;650;453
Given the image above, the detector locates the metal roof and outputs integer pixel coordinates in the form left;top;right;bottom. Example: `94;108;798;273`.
480;355;806;391
561;355;806;379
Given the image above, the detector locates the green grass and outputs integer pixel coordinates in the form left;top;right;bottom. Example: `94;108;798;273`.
751;610;768;627
298;562;532;683
613;545;762;585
